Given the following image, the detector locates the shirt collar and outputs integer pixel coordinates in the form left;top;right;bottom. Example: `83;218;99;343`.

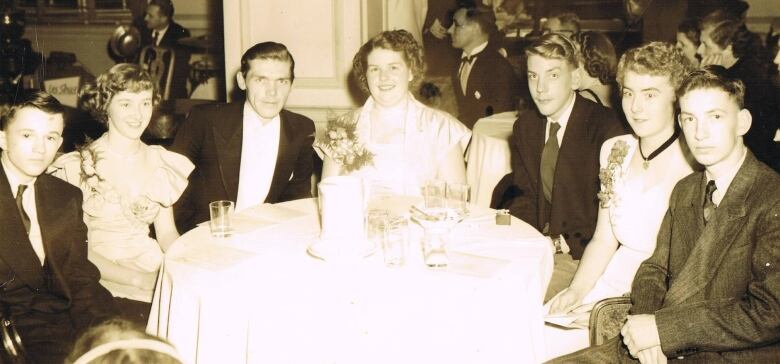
547;92;576;128
1;156;37;197
462;41;489;59
705;148;747;205
243;102;280;129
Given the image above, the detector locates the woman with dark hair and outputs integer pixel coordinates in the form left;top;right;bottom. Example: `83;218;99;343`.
317;30;470;199
49;63;193;325
697;9;778;169
574;31;618;108
676;18;700;66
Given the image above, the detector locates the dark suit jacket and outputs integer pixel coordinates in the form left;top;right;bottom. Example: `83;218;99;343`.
0;166;116;362
453;42;522;129
171;102;316;233
141;21;191;99
506;94;625;259
628;151;780;361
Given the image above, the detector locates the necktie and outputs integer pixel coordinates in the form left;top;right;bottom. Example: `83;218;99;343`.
16;184;30;234
540;122;561;203
459;55;476;94
152;31;159;46
703;180;717;224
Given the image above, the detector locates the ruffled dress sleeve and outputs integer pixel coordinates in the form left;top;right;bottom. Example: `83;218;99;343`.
48;151;86;189
143;146;195;207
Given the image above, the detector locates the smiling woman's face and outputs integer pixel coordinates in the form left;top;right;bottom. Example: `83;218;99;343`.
366;48;413;108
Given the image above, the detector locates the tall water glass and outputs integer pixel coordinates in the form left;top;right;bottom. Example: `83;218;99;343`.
446;183;471;215
209;200;234;238
423;180;446;209
383;216;408;267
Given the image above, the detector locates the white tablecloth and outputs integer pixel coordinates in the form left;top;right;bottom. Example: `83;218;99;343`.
466;111;517;207
148;198;552;364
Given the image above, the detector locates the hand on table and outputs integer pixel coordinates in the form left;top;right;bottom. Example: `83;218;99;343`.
621;314;661;357
548;287;585;315
637;346;667;364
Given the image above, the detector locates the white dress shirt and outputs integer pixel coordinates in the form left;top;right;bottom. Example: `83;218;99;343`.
152;24;169;46
705;148;747;206
235;103;281;212
1;158;45;265
544;92;576;145
459;41;489;93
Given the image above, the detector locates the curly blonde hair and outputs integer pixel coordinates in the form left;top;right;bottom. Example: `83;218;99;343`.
352;30;425;95
616;42;693;91
80;63;159;124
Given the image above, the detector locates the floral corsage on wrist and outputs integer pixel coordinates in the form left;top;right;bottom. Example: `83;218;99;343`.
597;140;629;208
317;115;374;173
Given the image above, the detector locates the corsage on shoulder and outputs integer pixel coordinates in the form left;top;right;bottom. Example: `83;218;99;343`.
317;114;374;173
597;140;629;208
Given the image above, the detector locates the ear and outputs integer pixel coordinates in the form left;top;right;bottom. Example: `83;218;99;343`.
236;72;247;91
570;64;582;90
736;108;752;136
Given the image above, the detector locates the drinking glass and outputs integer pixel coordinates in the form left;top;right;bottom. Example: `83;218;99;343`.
382;216;408;267
209;200;234;238
422;180;446;209
366;209;390;250
446;183;471;215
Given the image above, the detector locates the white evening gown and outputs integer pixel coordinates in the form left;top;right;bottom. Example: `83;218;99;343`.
543;134;693;360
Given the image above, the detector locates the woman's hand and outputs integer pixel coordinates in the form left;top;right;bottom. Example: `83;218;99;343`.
700;53;724;67
548;288;585;315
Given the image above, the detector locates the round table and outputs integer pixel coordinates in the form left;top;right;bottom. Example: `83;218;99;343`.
148;197;552;364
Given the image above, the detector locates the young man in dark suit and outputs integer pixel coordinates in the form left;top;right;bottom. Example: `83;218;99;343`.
0;90;117;363
506;33;626;300
171;42;315;233
448;4;522;129
550;66;780;363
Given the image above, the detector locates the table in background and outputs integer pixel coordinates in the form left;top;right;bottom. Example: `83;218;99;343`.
148;198;553;364
466;111;517;207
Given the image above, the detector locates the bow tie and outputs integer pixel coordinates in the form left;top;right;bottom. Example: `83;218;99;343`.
461;54;477;65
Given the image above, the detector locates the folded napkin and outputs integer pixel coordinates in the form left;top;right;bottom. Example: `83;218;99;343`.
318;176;365;241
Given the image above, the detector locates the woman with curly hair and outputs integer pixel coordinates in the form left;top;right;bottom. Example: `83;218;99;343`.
49;63;193;326
574;31;618;108
318;30;470;199
543;42;696;360
697;7;778;169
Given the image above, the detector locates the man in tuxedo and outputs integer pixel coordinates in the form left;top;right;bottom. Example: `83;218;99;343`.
504;33;626;300
448;3;522;129
171;42;315;233
140;0;191;99
0;90;117;363
550;66;780;363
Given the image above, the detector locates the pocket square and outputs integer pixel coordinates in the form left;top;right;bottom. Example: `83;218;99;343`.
474;90;481;100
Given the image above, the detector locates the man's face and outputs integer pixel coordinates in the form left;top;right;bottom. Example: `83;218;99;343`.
678;88;750;171
0;107;64;183
526;54;579;120
107;90;154;141
236;59;293;120
144;5;168;31
448;9;478;50
621;71;677;140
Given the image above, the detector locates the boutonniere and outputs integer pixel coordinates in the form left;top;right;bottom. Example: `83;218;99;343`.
317;113;374;173
474;90;481;100
597;140;629;208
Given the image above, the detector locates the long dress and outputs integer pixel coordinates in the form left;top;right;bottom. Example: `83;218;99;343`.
49;135;194;302
318;93;471;199
543;134;693;360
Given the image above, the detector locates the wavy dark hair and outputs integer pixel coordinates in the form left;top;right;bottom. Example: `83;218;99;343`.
0;90;65;130
574;31;617;85
79;63;159;124
352;29;425;95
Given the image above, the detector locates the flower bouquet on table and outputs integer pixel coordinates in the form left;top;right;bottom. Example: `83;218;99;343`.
316;113;373;173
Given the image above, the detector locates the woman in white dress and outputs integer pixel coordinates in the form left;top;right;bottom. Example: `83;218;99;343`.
318;30;471;198
50;64;194;325
543;42;698;359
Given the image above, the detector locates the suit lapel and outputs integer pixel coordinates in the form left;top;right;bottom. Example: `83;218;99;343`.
664;154;754;305
265;110;293;203
34;175;74;298
518;111;546;226
0;166;45;288
548;95;586;222
212;102;244;201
